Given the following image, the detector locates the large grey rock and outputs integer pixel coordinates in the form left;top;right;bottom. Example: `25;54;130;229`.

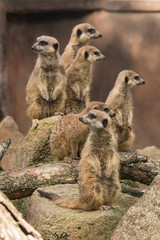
26;184;138;240
16;116;61;168
0;116;24;170
137;145;160;160
111;174;160;240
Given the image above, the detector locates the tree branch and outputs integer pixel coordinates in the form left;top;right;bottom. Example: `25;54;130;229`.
0;152;159;199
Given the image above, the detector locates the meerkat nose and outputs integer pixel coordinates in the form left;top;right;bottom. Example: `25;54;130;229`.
109;113;116;117
31;46;35;50
99;34;102;38
142;81;145;84
79;117;83;122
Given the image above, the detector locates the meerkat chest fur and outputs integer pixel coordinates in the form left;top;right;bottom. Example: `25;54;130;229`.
118;89;133;124
39;57;64;98
81;129;117;176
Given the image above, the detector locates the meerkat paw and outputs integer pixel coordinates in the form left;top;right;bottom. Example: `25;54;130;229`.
64;156;73;164
128;126;132;131
99;205;114;211
118;125;124;133
32;119;39;129
53;112;64;116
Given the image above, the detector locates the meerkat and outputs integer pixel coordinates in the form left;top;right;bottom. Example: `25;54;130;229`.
26;35;66;121
105;70;145;151
62;23;102;70
38;110;121;211
65;46;105;114
50;101;115;160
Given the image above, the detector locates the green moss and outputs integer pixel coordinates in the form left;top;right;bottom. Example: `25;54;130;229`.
15;120;58;168
12;196;31;219
120;179;139;188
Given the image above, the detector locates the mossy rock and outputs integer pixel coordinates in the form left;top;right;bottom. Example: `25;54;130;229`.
15;116;61;169
26;184;138;240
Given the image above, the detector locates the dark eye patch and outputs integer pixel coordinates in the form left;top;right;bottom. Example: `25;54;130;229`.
77;29;82;38
104;107;109;113
88;28;96;34
39;41;48;46
53;43;58;50
94;51;100;56
134;75;140;80
84;51;89;59
102;119;108;128
88;113;96;119
125;76;129;83
94;107;98;110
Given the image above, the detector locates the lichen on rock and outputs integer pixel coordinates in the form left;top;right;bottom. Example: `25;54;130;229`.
16;116;61;169
26;184;138;240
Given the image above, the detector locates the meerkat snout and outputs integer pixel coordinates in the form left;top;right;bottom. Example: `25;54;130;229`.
109;112;116;118
98;33;102;38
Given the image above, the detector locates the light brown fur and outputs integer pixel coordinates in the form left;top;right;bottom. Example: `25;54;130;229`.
105;70;145;151
65;46;105;114
62;23;102;70
38;110;121;211
26;36;66;120
50;101;115;160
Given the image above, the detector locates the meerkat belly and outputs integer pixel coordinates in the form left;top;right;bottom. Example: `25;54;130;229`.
117;102;132;143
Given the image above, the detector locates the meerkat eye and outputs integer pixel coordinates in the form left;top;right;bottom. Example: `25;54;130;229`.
39;41;48;46
88;28;96;34
102;119;108;128
53;43;59;50
134;76;140;81
125;76;129;83
84;51;89;59
88;113;96;119
104;107;109;113
77;29;82;37
94;51;100;56
94;107;98;110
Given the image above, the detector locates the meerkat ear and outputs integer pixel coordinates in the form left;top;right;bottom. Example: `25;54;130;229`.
53;43;59;51
77;29;82;38
102;119;108;128
84;51;89;59
125;76;129;84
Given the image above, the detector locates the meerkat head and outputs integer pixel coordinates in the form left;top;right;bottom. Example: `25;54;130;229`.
86;101;116;118
76;46;105;63
117;70;145;88
32;35;59;57
79;110;111;131
71;23;102;44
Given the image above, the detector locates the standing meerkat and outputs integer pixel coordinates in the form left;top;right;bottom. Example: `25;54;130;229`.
26;36;66;121
105;70;145;151
62;23;102;70
50;101;115;160
38;110;121;211
65;46;105;114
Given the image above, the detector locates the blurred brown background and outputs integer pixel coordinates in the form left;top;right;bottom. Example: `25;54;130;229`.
0;0;160;149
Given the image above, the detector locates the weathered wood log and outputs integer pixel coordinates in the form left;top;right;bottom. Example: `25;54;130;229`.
0;162;79;199
0;138;11;161
0;152;159;200
0;190;43;240
119;152;160;185
0;138;11;171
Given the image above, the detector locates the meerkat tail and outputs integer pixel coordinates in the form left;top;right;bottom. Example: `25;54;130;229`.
37;189;80;209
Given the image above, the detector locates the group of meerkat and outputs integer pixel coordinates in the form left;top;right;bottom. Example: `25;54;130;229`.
26;23;145;211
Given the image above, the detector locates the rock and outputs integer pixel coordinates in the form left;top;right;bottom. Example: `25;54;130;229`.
111;174;160;240
26;184;138;240
137;146;160;160
16;116;61;169
0;116;24;170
